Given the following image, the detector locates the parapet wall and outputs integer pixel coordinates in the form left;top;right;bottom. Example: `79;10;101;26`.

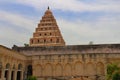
12;44;120;56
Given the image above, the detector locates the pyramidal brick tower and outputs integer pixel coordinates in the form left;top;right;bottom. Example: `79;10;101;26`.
30;7;65;47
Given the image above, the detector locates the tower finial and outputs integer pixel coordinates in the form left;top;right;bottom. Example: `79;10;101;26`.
48;6;49;10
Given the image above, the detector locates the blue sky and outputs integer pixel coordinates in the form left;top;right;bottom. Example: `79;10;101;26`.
0;0;120;48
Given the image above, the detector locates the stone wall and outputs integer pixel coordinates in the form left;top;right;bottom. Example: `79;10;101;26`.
27;53;120;80
12;44;120;80
0;45;26;80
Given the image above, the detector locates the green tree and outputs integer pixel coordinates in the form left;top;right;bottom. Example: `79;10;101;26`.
112;71;120;80
24;43;29;47
27;76;37;80
106;63;120;80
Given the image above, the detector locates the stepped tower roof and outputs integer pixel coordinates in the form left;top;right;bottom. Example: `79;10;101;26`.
30;7;65;47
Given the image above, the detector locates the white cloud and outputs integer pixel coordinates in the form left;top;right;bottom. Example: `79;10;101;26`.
0;24;29;47
57;15;120;45
0;11;36;31
13;0;120;13
0;11;37;47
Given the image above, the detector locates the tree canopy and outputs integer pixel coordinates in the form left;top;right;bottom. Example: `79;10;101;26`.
106;63;120;80
27;76;37;80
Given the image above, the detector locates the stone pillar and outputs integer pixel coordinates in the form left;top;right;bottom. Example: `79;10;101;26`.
13;70;17;80
24;70;27;80
8;69;11;80
41;67;43;77
83;62;86;77
1;68;5;80
63;65;65;77
52;65;55;77
104;64;107;78
21;71;23;80
71;63;75;77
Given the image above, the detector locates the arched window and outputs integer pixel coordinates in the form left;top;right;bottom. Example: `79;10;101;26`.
5;63;10;80
17;64;23;80
18;64;22;70
6;63;10;69
13;64;15;69
27;65;33;77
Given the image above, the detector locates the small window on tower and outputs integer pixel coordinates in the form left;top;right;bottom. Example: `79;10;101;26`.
39;34;41;36
56;38;59;43
31;40;33;44
54;27;56;30
49;27;51;30
38;39;40;43
50;39;52;42
45;28;47;30
44;39;46;43
48;23;51;26
45;33;47;36
50;33;52;36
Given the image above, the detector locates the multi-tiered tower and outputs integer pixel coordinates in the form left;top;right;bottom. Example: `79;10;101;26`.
30;7;65;47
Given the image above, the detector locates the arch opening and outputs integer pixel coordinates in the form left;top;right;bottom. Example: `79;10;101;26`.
27;65;33;77
4;63;10;80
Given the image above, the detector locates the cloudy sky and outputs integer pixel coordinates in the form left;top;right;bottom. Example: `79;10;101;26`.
0;0;120;48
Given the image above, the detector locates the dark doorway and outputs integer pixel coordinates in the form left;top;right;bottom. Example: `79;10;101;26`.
5;70;9;80
0;70;1;78
27;65;33;77
17;71;21;80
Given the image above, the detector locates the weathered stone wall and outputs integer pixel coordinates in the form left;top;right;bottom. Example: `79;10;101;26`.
12;44;120;80
0;45;26;80
27;53;120;80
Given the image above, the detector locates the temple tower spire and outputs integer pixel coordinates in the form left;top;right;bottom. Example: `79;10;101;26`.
48;6;49;10
30;7;65;47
